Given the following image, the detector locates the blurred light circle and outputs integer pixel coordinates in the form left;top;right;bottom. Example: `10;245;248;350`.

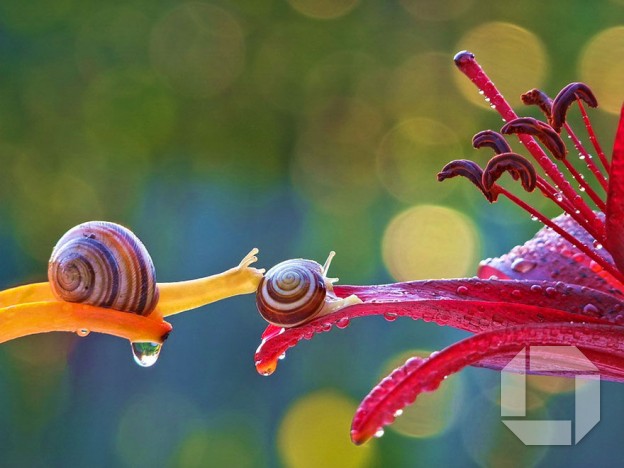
75;6;150;78
579;27;624;114
376;118;463;204
278;390;376;468
381;350;463;438
150;3;245;98
287;0;360;19
292;97;383;214
171;427;257;467
400;0;473;21
117;391;203;467
454;22;548;110
382;204;480;280
83;69;175;152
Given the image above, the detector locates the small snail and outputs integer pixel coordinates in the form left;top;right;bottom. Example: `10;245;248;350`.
256;252;362;327
48;221;159;316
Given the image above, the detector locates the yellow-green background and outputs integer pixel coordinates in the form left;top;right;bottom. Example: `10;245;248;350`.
0;0;622;466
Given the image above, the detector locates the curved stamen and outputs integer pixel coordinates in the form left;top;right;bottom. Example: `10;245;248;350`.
521;89;607;205
501;117;567;160
472;130;512;154
437;159;495;201
550;82;598;133
454;52;605;241
521;88;552;118
482;152;537;192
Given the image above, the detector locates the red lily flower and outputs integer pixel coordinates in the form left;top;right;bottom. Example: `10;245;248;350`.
254;50;624;445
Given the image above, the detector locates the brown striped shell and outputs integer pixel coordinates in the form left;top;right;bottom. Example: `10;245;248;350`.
256;259;327;327
48;221;159;316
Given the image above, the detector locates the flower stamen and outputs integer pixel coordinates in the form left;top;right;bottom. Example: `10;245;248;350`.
482;152;537;192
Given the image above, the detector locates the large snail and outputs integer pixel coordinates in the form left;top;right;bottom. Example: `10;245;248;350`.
256;252;362;328
0;220;264;362
48;221;159;316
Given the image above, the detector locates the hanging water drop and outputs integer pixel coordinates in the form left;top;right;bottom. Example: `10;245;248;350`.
336;317;351;329
131;342;162;367
374;428;385;438
384;312;398;322
76;329;90;337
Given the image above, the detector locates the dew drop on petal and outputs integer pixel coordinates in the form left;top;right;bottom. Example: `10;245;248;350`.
374;428;385;438
76;329;90;337
583;303;599;315
336;317;351;329
394;409;404;417
131;342;162;367
384;312;398;322
511;258;537;273
278;352;287;360
456;286;468;295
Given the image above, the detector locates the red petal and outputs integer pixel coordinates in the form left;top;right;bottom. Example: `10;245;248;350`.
350;322;624;444
606;104;624;273
254;278;624;375
479;213;623;295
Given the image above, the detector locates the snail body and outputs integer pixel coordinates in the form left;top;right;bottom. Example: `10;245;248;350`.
48;221;159;316
256;253;362;328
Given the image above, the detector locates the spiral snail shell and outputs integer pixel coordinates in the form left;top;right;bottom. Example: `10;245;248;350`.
48;221;159;316
256;257;335;327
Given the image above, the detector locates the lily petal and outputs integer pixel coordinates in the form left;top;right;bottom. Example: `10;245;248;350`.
350;322;624;445
606;104;624;273
479;213;623;295
254;278;624;375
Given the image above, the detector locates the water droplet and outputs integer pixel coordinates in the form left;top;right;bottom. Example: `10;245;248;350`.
579;154;586;160
530;215;539;222
384;312;398;322
479;90;485;95
583;304;599;315
511;258;536;273
131;342;162;367
76;329;90;337
374;428;385;438
394;409;404;417
336;317;350;329
321;323;332;332
511;289;522;298
593;240;603;250
579;186;586;192
545;287;556;296
456;286;468;295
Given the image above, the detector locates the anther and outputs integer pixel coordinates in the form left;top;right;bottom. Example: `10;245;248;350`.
482;153;537;192
550;83;598;133
472;130;512;154
438;159;496;202
521;88;552;119
501;117;567;160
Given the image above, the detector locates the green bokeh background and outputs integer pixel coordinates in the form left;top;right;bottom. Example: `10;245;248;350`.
0;0;623;466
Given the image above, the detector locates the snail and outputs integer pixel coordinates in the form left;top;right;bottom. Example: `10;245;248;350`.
256;252;362;327
48;221;159;316
0;220;264;350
